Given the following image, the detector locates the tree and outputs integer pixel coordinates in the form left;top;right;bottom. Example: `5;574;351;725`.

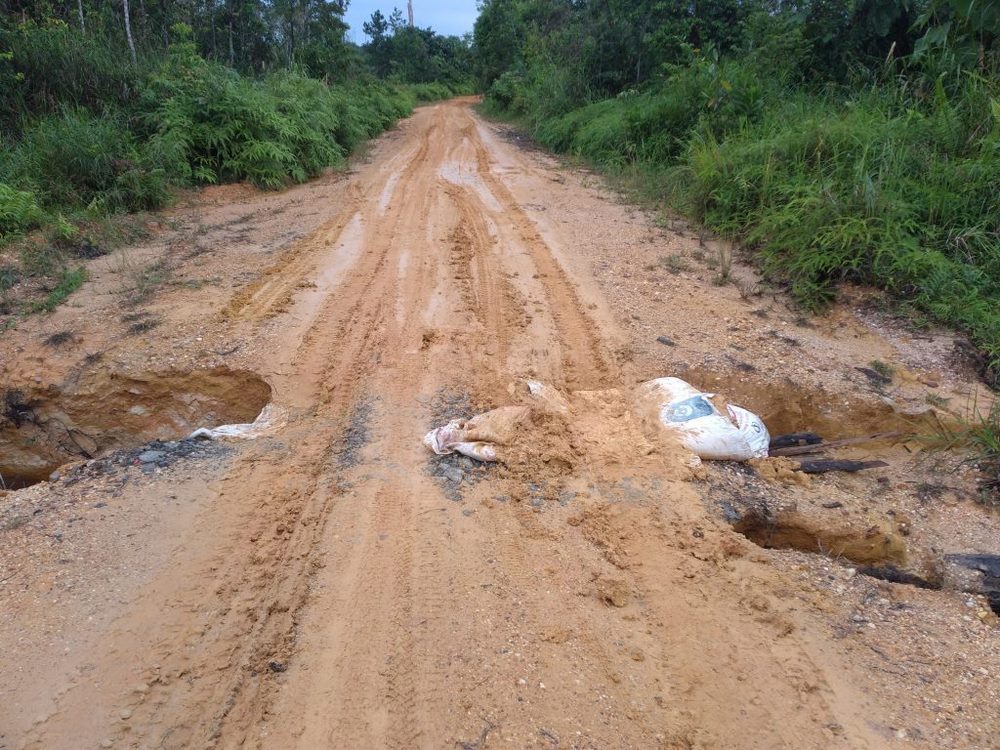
363;9;389;43
388;6;405;33
123;0;137;63
363;9;391;75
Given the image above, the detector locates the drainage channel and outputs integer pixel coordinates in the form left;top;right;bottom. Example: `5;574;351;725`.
1;367;271;490
687;369;1000;613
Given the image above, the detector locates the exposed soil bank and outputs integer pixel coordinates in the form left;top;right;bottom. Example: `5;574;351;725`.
0;367;270;487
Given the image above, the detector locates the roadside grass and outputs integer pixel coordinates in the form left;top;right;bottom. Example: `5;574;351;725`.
114;250;173;305
28;266;87;313
483;56;1000;382
0;212;153;319
965;402;1000;500
869;360;896;380
924;394;1000;503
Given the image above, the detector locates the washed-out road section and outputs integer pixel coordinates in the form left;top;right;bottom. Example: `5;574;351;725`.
1;98;997;750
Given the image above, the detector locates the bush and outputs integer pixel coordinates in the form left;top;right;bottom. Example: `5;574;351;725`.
525;53;776;169
0;183;45;237
486;70;530;115
140;43;415;188
408;81;454;102
2;108;169;213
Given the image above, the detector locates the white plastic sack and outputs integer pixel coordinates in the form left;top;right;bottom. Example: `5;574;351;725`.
635;377;769;461
188;403;282;441
422;406;530;462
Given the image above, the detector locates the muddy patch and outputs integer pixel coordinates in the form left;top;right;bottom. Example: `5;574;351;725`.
0;367;270;489
424;388;494;502
335;396;377;470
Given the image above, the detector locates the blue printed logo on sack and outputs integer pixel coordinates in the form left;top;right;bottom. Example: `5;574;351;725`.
662;395;715;423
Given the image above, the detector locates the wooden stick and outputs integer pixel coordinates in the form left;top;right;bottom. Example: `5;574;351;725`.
797;459;888;474
770;431;906;457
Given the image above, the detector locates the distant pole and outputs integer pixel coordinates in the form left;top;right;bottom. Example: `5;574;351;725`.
407;0;414;26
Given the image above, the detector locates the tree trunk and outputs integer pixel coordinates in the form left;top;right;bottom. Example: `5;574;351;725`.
287;0;296;66
228;11;235;67
77;0;85;31
160;0;169;47
209;0;218;59
123;0;137;63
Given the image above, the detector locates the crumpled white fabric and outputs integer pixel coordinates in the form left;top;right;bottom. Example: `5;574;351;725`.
422;406;530;462
188;403;283;440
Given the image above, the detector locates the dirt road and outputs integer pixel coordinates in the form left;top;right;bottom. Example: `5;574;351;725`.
2;99;998;750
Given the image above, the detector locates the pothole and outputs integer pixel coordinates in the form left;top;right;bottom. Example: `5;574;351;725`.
694;371;928;574
693;366;998;613
683;367;928;439
731;507;907;566
0;367;271;489
729;503;1000;614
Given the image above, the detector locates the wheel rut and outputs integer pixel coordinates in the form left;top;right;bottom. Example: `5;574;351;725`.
14;99;912;750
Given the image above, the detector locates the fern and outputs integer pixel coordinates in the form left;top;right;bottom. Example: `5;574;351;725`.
0;183;45;237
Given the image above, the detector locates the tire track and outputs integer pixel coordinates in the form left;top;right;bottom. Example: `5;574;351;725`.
467;120;618;390
444;182;527;377
18;99;897;750
224;183;363;322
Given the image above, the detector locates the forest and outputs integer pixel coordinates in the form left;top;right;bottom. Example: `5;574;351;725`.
475;0;999;379
0;0;473;313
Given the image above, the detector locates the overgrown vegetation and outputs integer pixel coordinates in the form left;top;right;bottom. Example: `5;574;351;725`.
927;394;1000;503
969;403;1000;501
476;0;999;379
0;1;473;315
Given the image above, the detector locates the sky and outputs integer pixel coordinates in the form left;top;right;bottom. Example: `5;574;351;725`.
343;1;480;42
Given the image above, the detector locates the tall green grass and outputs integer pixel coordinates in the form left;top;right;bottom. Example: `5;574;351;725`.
672;77;1000;368
487;55;1000;377
0;22;141;131
4;108;169;212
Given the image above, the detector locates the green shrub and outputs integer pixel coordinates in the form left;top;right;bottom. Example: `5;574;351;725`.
3;108;169;213
0;183;45;236
142;48;304;188
140;42;414;188
408;81;454;102
486;70;530;115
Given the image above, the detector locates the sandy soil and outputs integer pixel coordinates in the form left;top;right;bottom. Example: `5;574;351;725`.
1;98;997;750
